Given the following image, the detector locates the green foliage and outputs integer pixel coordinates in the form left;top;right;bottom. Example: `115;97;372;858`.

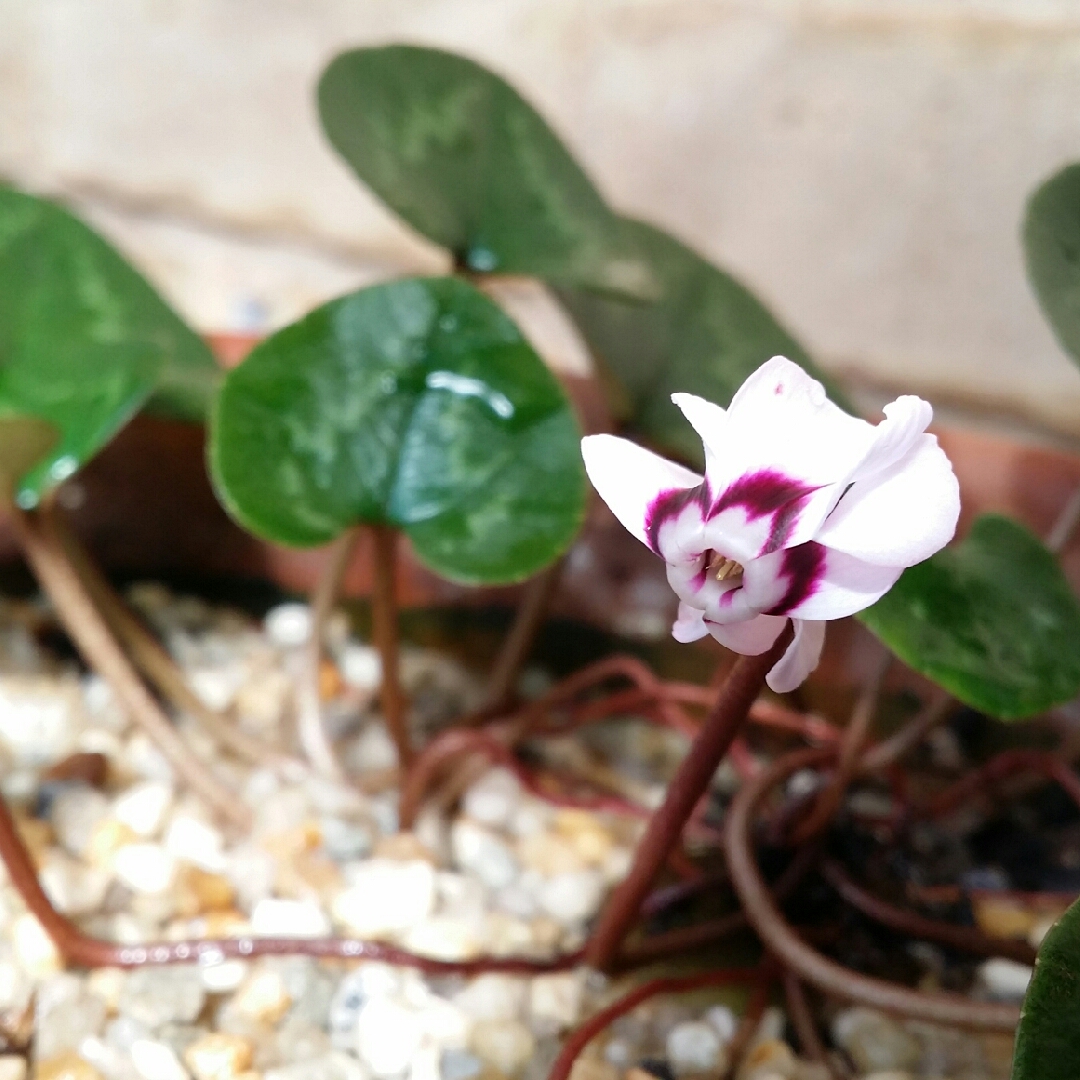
1011;896;1080;1079
210;276;586;584
0;187;220;504
1025;164;1080;367
860;514;1080;720
557;217;852;465
318;46;649;295
0;415;58;500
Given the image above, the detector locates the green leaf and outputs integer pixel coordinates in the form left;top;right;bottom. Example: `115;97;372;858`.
1024;163;1080;367
0;415;59;500
0;187;221;504
1011;895;1080;1079
317;46;650;295
859;514;1080;720
210;276;586;584
556;218;853;465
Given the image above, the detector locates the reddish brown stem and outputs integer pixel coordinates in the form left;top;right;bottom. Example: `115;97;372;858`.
723;970;777;1078
920;749;1080;820
483;559;563;711
820;860;1037;965
584;625;794;970
297;528;358;777
546;967;763;1080
9;507;249;830
723;746;1020;1030
790;653;889;843
47;502;294;773
0;777;581;974
782;970;830;1068
370;524;411;767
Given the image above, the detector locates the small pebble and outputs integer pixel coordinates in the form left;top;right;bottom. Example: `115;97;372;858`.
11;913;62;978
538;870;604;925
439;1050;484;1080
332;860;435;937
665;1021;725;1076
129;1039;190;1080
529;972;584;1031
119;967;206;1029
251;898;331;938
232;967;292;1025
113;844;178;894
462;769;522;829
32;1052;103;1080
355;998;422;1078
164;816;226;873
469;1018;535;1076
183;1034;253;1080
264;1053;367;1080
977;957;1034;999
0;1058;25;1080
832;1008;920;1073
113;783;173;839
704;1004;737;1043
454;974;528;1023
340;645;381;691
264;605;312;649
451;820;519;891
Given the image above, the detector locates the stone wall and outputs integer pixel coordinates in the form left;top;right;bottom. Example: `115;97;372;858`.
4;1;1080;436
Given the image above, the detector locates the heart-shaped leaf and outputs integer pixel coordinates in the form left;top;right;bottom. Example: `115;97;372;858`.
859;514;1080;720
1011;896;1080;1079
1024;163;1080;367
210;276;586;584
317;46;650;296
0;188;221;504
557;217;853;466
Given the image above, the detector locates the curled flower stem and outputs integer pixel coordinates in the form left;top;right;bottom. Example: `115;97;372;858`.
545;967;764;1080
723;746;1020;1030
297;529;358;778
46;502;294;774
790;653;890;842
820;859;1038;965
584;625;794;971
10;507;250;831
370;524;411;768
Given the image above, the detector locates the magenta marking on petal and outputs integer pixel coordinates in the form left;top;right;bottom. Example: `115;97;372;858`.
711;470;818;553
765;541;826;616
644;482;711;555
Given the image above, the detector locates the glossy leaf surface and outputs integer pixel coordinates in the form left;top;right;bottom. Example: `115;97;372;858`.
557;218;851;465
318;46;649;294
0;187;220;502
1011;896;1080;1079
211;276;585;584
860;514;1080;720
1024;163;1080;366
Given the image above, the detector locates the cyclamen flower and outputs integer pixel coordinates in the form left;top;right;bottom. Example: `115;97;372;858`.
581;357;960;693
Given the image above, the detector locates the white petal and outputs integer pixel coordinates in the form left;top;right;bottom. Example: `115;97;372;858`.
679;359;877;557
581;435;701;549
766;619;826;693
785;548;903;620
848;396;934;484
704;613;788;656
814;434;960;567
672;603;709;643
670;392;727;448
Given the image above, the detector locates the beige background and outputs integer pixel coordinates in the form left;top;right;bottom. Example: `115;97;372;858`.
4;1;1080;439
